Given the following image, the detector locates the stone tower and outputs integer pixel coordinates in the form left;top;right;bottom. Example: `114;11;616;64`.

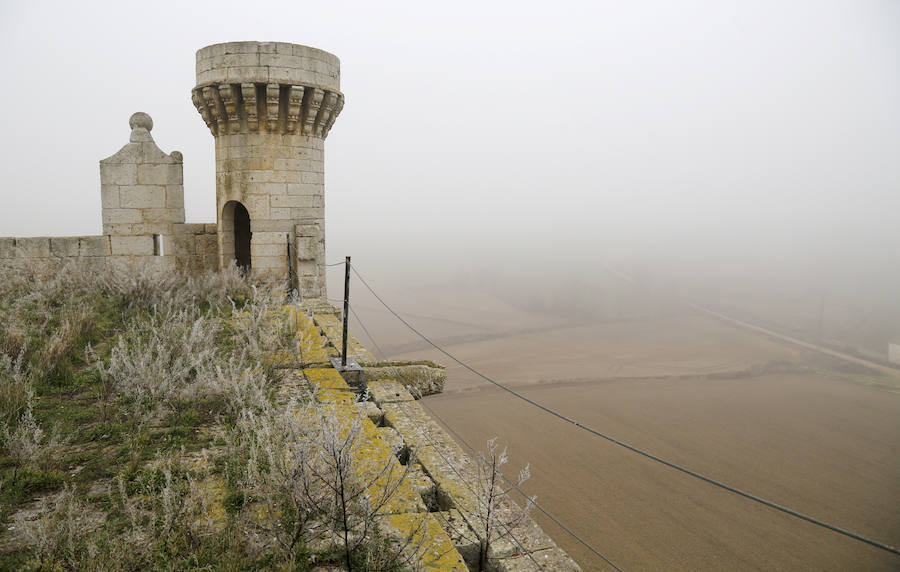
191;41;344;298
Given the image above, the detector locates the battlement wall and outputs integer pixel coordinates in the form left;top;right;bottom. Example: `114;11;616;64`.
0;225;219;274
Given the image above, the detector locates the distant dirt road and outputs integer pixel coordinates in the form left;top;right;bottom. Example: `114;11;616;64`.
688;302;900;380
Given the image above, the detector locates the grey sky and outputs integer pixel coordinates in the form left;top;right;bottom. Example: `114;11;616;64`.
1;0;898;285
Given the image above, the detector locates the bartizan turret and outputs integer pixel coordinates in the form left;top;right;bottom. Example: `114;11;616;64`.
191;41;344;298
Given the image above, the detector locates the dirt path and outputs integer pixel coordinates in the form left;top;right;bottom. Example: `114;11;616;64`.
688;303;900;381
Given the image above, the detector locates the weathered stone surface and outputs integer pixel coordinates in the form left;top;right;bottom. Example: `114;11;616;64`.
492;547;582;571
79;236;111;257
110;235;154;256
364;364;447;397
100;114;185;238
15;237;51;258
377;513;468;571
377;425;405;457
50;237;79;257
368;380;416;404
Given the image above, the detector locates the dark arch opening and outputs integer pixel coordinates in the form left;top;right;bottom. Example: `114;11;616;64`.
233;202;252;272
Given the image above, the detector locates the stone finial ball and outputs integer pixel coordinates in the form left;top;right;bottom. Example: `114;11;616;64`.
129;112;153;131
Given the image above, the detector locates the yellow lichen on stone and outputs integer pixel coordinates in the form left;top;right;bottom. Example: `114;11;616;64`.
305;367;352;390
312;312;375;362
351;418;425;514
316;388;357;404
379;513;468;570
286;305;337;362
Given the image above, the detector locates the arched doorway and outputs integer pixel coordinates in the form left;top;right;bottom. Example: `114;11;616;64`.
222;201;252;272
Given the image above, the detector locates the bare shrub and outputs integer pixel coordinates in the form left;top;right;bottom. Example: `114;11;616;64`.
233;394;417;570
468;438;536;571
0;346;32;427
10;484;103;570
1;399;64;481
37;303;97;375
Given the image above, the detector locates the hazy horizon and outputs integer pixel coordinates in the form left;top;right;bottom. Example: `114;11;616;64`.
2;1;898;336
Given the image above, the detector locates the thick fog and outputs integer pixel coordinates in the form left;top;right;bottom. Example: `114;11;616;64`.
1;1;898;349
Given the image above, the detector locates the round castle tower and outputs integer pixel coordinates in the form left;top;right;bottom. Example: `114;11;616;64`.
191;41;344;298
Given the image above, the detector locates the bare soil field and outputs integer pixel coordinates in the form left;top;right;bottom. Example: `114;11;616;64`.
343;282;900;570
424;372;900;571
350;294;900;570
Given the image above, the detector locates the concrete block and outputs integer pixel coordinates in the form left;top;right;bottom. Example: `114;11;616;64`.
79;236;111;257
110;235;154;256
120;185;166;208
50;237;80;258
100;163;137;186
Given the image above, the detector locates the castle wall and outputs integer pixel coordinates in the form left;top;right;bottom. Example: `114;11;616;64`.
0;234;173;270
172;223;219;274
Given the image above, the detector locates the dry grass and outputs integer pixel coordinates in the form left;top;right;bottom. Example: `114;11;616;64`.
0;261;415;571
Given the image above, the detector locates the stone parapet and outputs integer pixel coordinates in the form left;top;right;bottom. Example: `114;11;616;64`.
0;236;110;261
195;42;340;92
192;42;342;139
288;304;582;571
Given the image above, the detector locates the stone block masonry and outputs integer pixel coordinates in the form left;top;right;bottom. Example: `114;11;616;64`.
193;41;344;298
284;305;582;571
0;112;215;274
1;41;343;300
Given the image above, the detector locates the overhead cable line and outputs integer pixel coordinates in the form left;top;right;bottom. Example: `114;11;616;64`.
349;264;900;559
419;399;625;572
347;298;622;570
390;398;546;571
326;297;389;361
